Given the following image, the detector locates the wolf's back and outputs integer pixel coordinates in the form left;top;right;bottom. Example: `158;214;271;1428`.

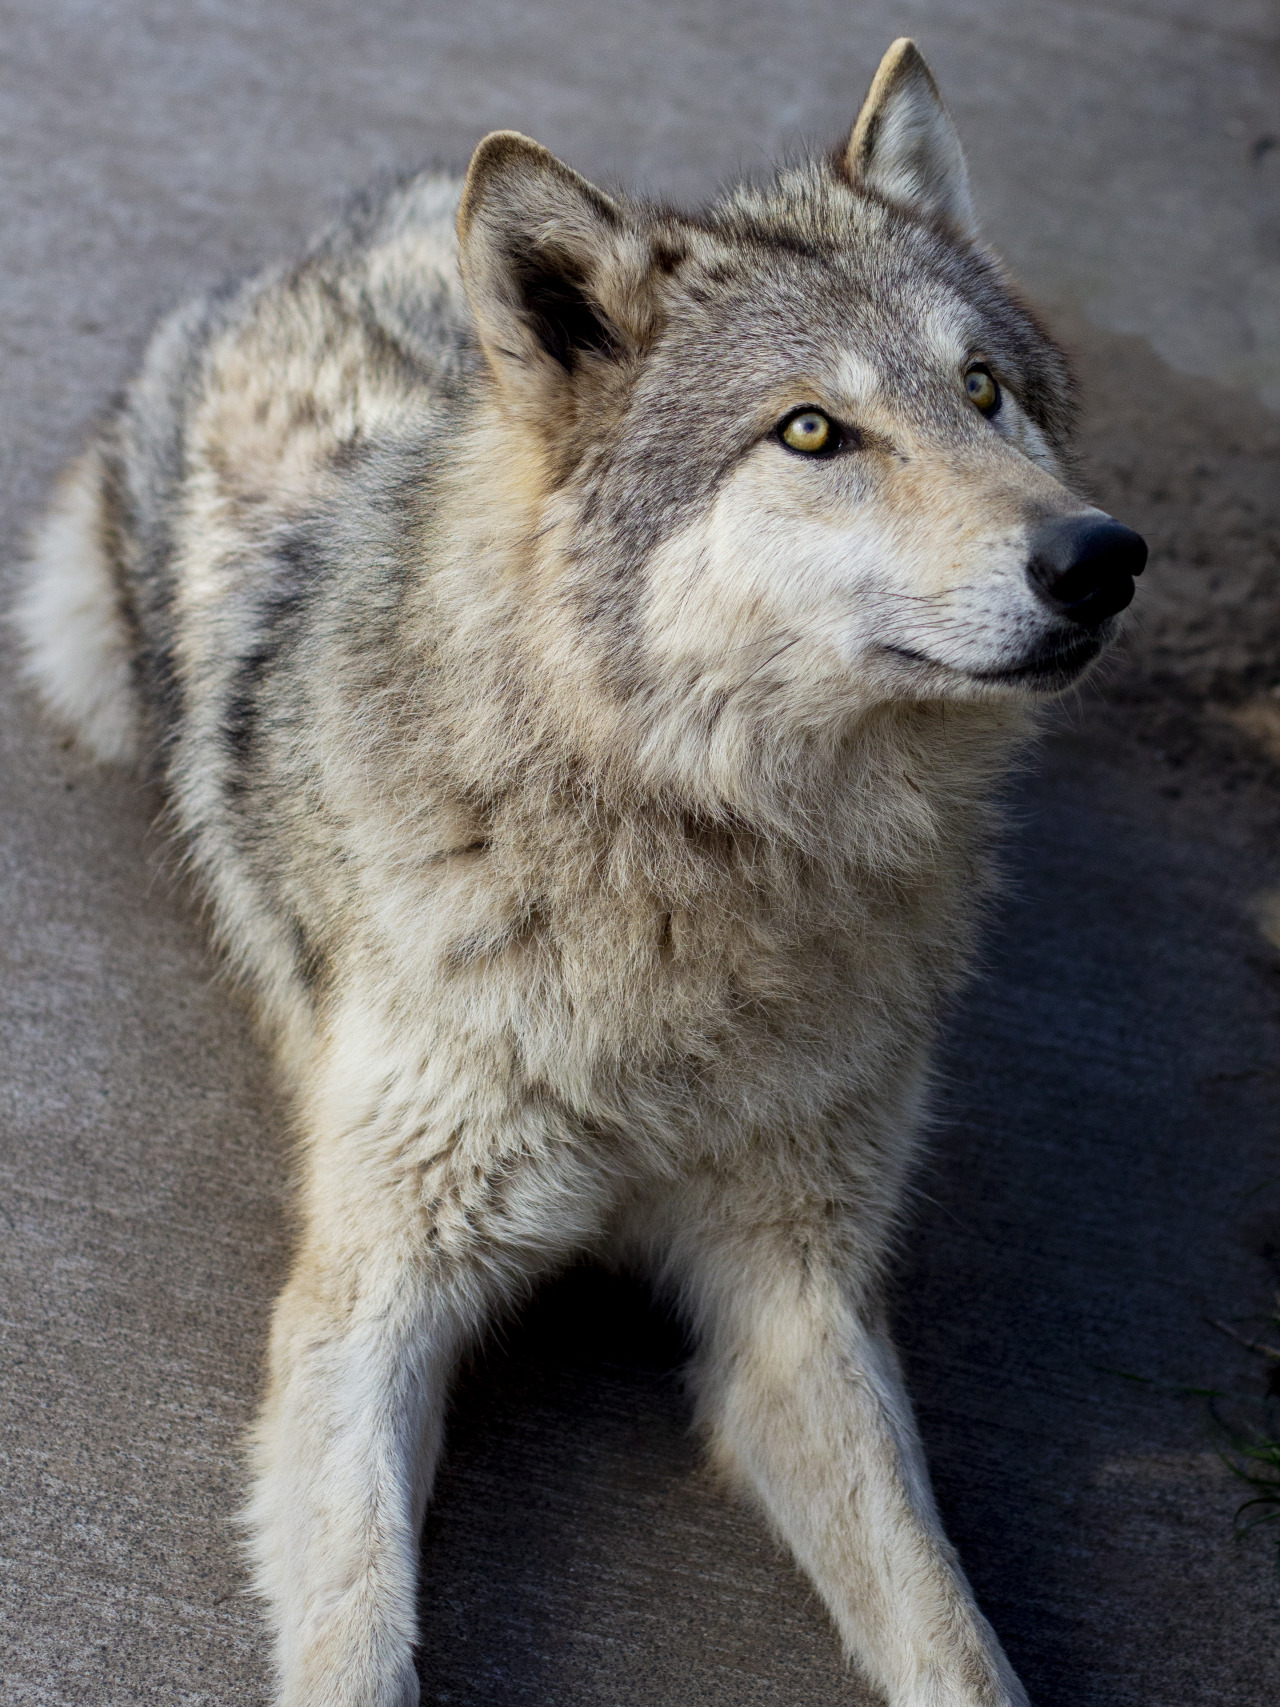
14;169;472;773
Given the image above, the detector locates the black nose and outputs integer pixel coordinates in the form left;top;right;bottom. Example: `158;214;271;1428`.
1026;515;1147;626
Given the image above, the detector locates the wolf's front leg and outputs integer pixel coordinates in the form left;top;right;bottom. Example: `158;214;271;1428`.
245;1021;614;1707
246;1221;474;1707
656;1181;1029;1707
244;1045;564;1707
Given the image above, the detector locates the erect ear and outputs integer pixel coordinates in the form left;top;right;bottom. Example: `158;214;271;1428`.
844;39;977;240
458;132;658;405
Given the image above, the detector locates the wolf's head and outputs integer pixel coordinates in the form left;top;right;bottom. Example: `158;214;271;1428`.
454;40;1144;800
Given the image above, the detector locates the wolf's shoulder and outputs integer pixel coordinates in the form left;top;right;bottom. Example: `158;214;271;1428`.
122;168;477;553
302;168;475;387
136;168;477;447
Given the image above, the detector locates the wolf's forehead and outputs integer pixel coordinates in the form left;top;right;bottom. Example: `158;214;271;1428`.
829;293;972;401
682;238;981;395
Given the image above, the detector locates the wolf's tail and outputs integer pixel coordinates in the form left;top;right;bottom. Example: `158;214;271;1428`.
12;442;142;766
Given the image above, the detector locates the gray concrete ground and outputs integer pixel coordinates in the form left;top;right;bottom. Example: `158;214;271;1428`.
3;3;1280;1703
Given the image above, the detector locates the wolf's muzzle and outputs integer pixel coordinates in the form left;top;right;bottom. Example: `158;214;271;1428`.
1026;515;1148;627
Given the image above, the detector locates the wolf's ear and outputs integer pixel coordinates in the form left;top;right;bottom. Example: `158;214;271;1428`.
458;132;658;405
844;39;977;240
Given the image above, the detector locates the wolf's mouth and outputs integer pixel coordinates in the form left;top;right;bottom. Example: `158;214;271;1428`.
970;629;1104;687
885;629;1104;690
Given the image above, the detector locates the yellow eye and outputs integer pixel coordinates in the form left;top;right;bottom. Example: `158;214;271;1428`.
965;365;1000;415
780;409;836;455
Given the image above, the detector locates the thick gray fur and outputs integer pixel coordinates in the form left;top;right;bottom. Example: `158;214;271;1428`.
15;39;1128;1707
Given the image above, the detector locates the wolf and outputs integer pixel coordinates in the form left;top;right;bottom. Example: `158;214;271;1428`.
15;37;1145;1707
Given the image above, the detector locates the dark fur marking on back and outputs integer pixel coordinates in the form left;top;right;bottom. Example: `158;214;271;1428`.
290;914;330;995
96;440;145;663
652;240;687;276
220;531;320;788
